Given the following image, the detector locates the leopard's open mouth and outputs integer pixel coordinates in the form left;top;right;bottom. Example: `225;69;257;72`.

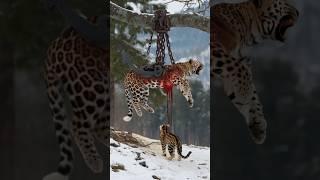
275;15;296;42
196;65;203;75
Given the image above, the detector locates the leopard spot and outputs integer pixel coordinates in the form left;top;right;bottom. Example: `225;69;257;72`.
65;52;73;64
69;67;78;81
66;84;73;94
75;96;84;107
57;51;64;62
86;58;95;67
84;90;96;101
74;81;83;93
96;99;104;107
80;75;92;87
88;69;102;81
94;84;104;94
63;39;73;51
86;105;95;114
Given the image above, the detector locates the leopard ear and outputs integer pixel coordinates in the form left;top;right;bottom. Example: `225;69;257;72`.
251;0;262;8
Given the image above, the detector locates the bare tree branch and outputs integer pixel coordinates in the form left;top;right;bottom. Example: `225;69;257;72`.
110;1;209;33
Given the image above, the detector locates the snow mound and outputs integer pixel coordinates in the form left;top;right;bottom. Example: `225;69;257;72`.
110;135;210;180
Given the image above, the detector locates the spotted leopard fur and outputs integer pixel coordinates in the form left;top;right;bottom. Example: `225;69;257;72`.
43;16;109;180
211;0;299;144
123;59;203;122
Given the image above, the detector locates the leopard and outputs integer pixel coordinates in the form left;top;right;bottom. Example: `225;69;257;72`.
122;59;203;122
211;0;299;144
43;16;109;180
160;123;192;160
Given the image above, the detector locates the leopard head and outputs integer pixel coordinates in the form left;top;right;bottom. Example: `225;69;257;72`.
188;59;203;75
252;0;299;42
159;123;170;133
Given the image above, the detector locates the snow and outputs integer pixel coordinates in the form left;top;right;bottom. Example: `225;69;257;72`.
110;137;210;180
125;2;144;14
149;0;186;14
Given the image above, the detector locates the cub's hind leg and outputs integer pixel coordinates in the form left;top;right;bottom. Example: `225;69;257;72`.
161;140;166;157
167;144;175;160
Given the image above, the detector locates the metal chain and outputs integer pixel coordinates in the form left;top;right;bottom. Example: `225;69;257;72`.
146;33;153;55
156;32;166;65
165;32;175;64
145;9;175;66
146;9;175;132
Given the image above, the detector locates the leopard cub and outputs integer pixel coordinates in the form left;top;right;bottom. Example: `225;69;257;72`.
159;123;192;160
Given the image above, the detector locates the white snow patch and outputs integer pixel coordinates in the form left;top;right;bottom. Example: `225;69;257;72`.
110;138;210;180
149;0;186;14
125;2;144;14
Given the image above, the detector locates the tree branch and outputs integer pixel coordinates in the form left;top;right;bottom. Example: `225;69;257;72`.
110;1;209;33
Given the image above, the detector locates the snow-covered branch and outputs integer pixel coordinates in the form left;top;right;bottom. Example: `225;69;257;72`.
110;1;209;33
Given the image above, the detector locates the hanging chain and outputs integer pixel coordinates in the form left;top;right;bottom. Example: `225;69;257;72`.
145;9;175;66
165;32;175;64
156;32;166;65
146;33;153;55
144;9;176;131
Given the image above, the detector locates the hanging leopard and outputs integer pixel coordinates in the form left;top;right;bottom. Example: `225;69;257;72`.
123;59;203;122
160;123;192;160
211;0;299;144
43;16;109;180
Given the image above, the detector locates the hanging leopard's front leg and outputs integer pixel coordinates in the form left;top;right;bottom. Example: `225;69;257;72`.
178;79;193;107
211;39;267;144
213;53;267;144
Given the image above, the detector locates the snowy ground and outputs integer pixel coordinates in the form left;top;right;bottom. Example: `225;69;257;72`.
110;134;210;180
